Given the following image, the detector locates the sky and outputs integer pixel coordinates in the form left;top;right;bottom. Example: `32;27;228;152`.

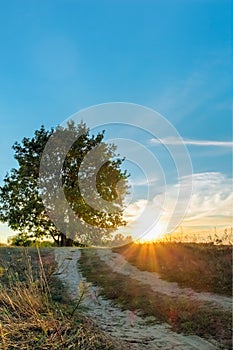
0;0;232;243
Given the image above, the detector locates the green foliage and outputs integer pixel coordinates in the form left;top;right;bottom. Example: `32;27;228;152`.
10;232;33;246
9;233;54;247
0;122;129;246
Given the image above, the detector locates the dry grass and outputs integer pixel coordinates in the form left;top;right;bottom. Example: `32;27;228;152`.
113;242;232;296
0;247;119;350
79;249;232;349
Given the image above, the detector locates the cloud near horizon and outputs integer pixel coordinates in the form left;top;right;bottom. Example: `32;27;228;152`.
1;172;232;243
123;172;232;240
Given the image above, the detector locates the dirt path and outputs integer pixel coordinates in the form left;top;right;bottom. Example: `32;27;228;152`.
53;248;220;350
53;248;81;300
96;249;232;311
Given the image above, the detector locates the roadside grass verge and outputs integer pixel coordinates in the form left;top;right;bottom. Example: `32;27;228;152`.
79;249;232;349
0;247;120;350
113;242;232;296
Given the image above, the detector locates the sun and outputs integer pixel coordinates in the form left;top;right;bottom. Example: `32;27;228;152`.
139;223;165;242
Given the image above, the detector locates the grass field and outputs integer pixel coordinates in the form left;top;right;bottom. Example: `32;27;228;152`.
0;247;119;350
0;243;232;349
113;242;232;296
79;244;232;349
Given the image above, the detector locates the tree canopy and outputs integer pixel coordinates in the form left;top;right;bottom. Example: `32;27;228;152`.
0;122;129;246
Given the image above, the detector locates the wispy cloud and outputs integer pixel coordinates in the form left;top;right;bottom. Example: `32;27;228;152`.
180;172;233;222
150;137;233;148
130;176;158;187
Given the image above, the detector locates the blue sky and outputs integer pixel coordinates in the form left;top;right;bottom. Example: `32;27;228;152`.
0;0;232;242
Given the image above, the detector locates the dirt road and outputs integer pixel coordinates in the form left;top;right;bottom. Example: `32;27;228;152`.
53;248;226;350
96;248;231;311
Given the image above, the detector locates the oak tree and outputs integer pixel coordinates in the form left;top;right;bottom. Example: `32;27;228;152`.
0;122;129;246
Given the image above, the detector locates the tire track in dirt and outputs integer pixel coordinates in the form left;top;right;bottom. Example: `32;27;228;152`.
96;249;232;311
53;248;219;350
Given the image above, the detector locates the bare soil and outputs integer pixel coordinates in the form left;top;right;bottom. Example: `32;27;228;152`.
53;248;228;350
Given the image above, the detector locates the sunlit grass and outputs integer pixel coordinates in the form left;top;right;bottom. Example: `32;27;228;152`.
114;242;232;295
79;249;232;349
0;247;119;350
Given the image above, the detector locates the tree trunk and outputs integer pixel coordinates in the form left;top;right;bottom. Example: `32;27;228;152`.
50;232;60;247
60;233;73;247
